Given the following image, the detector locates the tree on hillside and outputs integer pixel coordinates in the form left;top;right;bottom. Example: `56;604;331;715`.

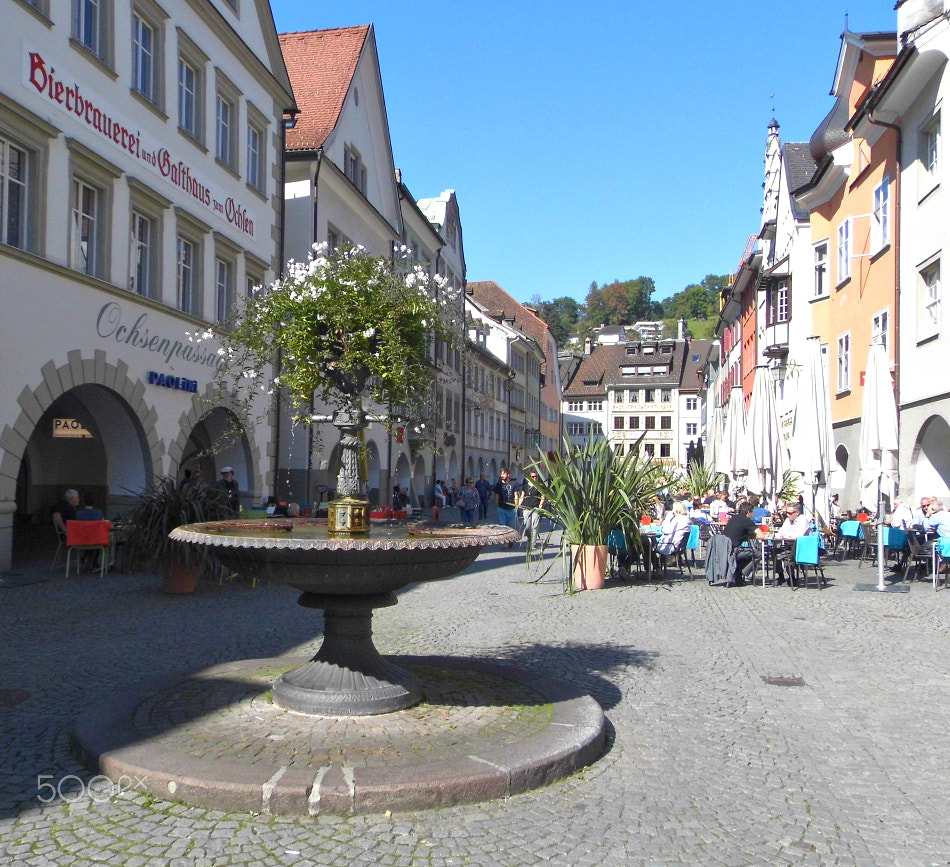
530;295;583;346
659;273;727;321
583;277;659;329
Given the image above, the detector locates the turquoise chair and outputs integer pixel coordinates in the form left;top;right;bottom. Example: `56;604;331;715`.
794;535;825;588
684;524;701;572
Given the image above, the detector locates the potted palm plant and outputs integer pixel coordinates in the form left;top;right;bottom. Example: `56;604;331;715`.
529;435;663;591
121;478;237;593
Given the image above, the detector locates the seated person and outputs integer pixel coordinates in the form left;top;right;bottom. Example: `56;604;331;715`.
722;502;768;584
708;491;731;521
52;489;81;534
888;499;914;530
76;496;104;521
924;499;950;537
774;501;812;585
654;500;691;564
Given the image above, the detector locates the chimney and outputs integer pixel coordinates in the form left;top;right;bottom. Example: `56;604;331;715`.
584;337;592;356
677;318;687;340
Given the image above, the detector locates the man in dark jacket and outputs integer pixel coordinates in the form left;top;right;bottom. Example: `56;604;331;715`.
722;501;767;584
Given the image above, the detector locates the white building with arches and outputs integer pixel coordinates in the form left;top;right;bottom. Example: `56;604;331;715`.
0;0;296;568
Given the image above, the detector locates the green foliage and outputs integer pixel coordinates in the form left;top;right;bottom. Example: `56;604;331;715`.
778;471;802;504
679;461;725;498
529;436;664;548
214;245;459;425
122;478;236;579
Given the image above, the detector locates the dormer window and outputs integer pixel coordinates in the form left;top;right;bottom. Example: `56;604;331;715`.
344;144;367;195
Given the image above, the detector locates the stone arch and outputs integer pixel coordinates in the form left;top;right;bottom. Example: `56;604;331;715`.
1;348;165;508
908;413;950;499
165;382;266;505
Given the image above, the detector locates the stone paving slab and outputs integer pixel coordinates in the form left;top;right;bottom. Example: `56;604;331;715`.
3;542;950;865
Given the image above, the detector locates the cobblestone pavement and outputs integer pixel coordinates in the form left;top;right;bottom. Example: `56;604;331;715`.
2;538;950;866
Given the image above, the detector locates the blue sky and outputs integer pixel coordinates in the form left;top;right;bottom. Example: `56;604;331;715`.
270;1;897;304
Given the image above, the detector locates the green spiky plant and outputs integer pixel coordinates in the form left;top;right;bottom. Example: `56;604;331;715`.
680;461;725;499
527;435;665;591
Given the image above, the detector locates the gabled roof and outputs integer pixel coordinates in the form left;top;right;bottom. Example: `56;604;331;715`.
562;341;693;398
468;280;552;361
279;26;370;152
784;143;817;222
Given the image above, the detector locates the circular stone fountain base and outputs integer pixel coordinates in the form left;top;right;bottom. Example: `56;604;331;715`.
75;656;605;815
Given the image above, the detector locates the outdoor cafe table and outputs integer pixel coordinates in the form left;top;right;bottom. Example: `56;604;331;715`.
639;524;662;580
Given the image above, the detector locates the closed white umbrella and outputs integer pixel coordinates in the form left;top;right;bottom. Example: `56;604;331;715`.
790;337;835;526
717;385;747;494
857;341;901;592
705;397;724;473
744;367;788;500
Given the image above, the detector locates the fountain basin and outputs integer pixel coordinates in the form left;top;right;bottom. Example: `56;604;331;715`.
169;520;519;715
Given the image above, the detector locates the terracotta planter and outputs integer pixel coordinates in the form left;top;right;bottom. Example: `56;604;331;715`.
162;558;197;594
571;544;608;591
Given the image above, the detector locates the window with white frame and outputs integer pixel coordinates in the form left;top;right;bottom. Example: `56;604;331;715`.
919;260;941;341
872;176;890;253
814;241;828;298
344;144;367;195
837;333;851;393
246;119;265;193
130;210;153;296
613;416;625;430
686;422;698;436
645;416;656;430
629;389;639;403
591;421;603;435
767;279;790;324
73;0;112;64
568;400;583;412
587;400;603;411
215;256;234;323
178;57;199;138
660;443;671;458
644;443;655;457
177;235;197;315
660;416;672;430
215;92;235;167
837;219;852;283
0;136;29;249
71;178;100;275
660;389;671;403
921;112;940;192
132;14;155;102
614;390;625;403
871;309;889;353
68;141;121;280
629;416;639;429
685;397;698;411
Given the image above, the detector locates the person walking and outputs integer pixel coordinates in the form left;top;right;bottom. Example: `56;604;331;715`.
474;474;492;520
516;470;545;548
494;468;519;547
457;478;480;524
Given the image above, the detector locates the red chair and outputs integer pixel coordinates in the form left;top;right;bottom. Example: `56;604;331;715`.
65;520;112;578
856;512;870;522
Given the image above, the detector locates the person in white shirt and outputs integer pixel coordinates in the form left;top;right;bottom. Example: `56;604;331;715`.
776;502;812;539
912;496;933;528
709;491;731;521
888;499;914;530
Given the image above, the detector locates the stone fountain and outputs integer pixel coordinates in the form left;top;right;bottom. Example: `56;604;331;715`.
170;518;517;715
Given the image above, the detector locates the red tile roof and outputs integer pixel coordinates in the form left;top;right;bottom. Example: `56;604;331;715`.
279;26;370;152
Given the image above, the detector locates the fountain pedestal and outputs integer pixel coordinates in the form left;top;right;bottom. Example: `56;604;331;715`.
275;591;421;715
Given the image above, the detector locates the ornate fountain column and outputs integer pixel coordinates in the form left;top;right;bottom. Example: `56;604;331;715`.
326;400;371;535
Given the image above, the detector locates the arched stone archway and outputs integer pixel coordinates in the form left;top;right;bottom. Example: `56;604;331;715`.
1;349;164;569
909;414;950;499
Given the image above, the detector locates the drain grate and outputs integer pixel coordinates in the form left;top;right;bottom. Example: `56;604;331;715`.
0;689;31;708
761;676;806;687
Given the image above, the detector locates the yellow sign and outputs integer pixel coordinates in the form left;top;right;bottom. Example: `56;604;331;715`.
53;419;92;438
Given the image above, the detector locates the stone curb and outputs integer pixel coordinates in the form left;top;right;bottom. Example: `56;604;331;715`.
74;655;605;815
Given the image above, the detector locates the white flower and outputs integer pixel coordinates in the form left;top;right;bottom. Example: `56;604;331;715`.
363;328;376;339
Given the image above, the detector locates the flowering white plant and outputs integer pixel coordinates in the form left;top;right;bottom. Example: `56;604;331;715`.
217;244;459;425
